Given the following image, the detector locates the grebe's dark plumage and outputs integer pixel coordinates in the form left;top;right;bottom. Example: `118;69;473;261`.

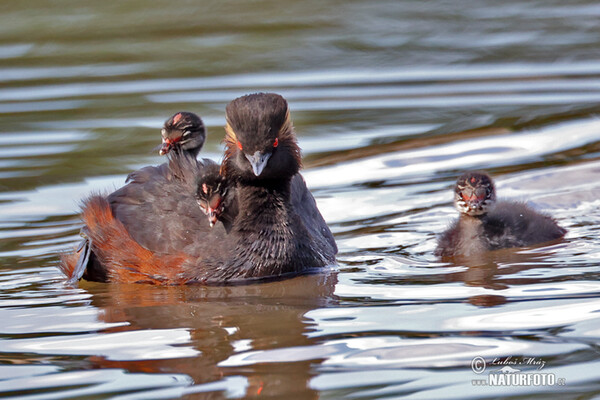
221;93;337;256
60;93;337;285
62;111;209;284
435;171;566;258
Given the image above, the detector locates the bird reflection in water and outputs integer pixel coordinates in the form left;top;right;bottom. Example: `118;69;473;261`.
79;272;337;398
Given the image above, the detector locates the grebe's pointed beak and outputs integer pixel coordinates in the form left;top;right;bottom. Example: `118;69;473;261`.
245;151;271;176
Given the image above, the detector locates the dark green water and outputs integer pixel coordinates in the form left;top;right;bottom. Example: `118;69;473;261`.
2;0;600;398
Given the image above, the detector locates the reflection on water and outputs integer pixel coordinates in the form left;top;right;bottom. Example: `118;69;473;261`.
2;0;600;398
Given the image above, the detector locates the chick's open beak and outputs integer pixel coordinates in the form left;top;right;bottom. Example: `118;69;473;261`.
159;141;172;155
207;208;218;228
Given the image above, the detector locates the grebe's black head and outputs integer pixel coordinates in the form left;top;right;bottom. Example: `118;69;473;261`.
222;93;301;182
454;171;496;216
159;112;206;158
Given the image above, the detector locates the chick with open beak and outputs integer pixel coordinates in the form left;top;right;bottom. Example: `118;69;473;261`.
159;112;206;158
196;176;227;228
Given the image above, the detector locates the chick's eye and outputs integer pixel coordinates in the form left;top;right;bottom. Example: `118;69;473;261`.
273;138;279;148
236;140;243;150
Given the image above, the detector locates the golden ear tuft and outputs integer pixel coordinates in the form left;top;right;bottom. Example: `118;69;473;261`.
279;109;293;138
224;121;238;146
221;121;239;176
276;108;302;168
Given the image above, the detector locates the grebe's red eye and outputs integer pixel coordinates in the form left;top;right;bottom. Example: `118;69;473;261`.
236;140;243;150
273;138;278;148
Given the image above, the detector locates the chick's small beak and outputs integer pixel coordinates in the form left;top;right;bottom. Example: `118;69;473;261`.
159;141;171;155
245;151;271;176
207;208;218;228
